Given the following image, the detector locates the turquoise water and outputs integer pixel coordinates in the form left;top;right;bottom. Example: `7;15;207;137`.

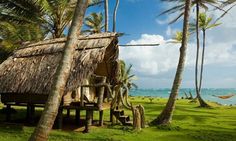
130;88;236;105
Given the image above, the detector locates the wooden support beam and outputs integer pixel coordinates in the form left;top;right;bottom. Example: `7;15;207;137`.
66;109;70;118
99;110;104;126
6;104;11;122
75;109;81;126
97;77;106;111
55;107;63;129
83;110;93;133
80;87;84;107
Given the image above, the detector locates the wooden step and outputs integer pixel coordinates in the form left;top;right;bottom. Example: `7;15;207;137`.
112;109;132;126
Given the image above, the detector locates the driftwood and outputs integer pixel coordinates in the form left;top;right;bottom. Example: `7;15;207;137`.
132;106;141;131
131;104;145;130
137;105;145;128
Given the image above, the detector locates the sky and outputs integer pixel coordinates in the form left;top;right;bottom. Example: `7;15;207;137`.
88;0;236;89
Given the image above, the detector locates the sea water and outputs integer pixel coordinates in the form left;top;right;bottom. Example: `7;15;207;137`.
130;88;236;105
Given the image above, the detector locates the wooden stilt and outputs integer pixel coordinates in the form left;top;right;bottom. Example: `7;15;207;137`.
26;104;30;122
99;110;104;126
30;104;35;123
75;109;81;126
66;109;70;118
6;104;11;122
56;107;63;129
83;110;93;133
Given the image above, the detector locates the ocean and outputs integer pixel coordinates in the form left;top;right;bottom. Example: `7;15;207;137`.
130;88;236;105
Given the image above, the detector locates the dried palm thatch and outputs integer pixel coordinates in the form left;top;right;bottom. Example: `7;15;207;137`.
0;33;118;96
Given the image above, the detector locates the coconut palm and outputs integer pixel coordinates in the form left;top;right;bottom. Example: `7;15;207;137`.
190;13;220;104
0;21;44;62
151;0;192;125
104;0;109;31
84;12;104;34
113;0;119;32
0;0;102;38
159;0;221;107
29;0;89;140
118;60;138;90
112;60;137;110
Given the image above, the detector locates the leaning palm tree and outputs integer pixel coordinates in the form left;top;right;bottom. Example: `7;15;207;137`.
159;0;221;107
189;13;220;106
84;12;104;34
151;0;192;125
29;0;89;140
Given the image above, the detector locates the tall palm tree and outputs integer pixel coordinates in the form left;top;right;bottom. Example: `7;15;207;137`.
0;0;102;38
151;0;192;125
29;0;89;140
84;12;104;34
193;0;220;108
104;0;109;32
190;13;220;99
113;0;119;32
159;0;220;107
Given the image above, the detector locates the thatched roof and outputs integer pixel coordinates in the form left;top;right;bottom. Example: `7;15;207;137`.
0;33;118;95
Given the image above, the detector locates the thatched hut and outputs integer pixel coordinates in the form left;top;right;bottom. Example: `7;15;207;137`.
0;33;119;127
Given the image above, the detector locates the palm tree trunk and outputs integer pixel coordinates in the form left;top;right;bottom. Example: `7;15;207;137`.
113;0;119;32
29;0;88;140
151;0;192;125
197;29;209;107
199;29;206;92
195;6;209;107
104;0;109;32
195;3;200;101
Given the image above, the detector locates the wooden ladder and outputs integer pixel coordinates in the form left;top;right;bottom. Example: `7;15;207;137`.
112;109;132;126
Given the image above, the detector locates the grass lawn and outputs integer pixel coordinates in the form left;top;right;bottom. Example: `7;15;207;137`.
0;97;236;141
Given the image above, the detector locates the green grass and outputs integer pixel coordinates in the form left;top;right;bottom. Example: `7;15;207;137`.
0;97;236;141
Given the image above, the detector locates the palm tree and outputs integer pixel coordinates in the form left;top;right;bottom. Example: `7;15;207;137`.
0;0;102;38
118;60;138;90
84;12;104;34
159;0;220;107
190;13;220;103
29;0;89;140
113;0;119;32
151;0;192;125
112;60;137;109
104;0;109;32
0;22;44;62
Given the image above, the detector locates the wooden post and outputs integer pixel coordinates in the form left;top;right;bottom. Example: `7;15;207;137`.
55;106;63;129
80;87;84;107
137;105;145;128
99;110;104;126
6;104;11;122
27;104;35;124
75;109;81;126
133;107;141;131
66;109;70;118
84;110;93;133
26;104;31;122
97;77;106;111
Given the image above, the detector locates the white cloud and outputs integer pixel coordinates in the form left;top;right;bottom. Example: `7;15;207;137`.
120;6;236;88
120;34;180;76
